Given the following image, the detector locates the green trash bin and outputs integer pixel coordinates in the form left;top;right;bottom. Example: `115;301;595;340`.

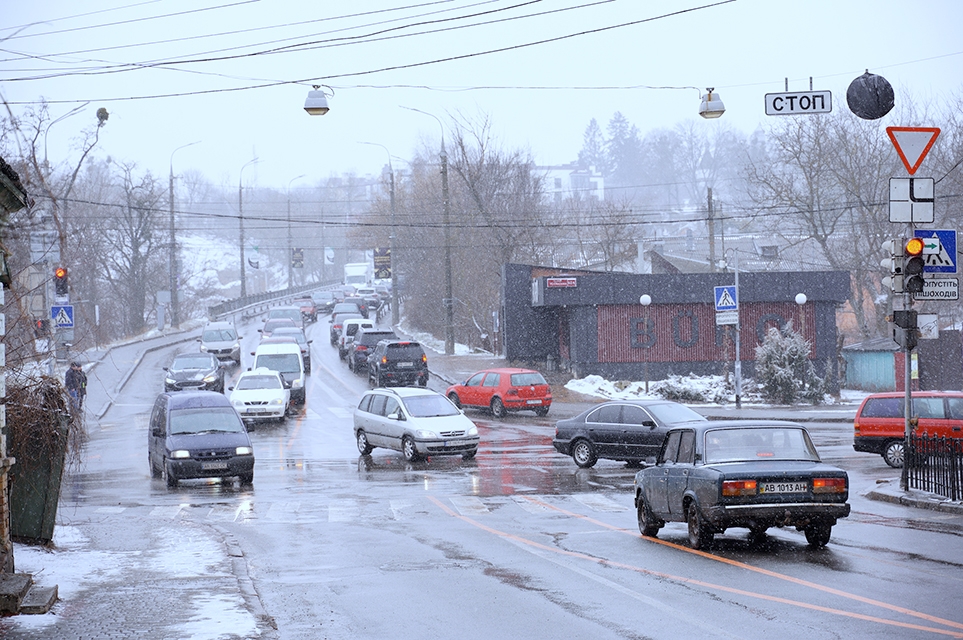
9;414;68;545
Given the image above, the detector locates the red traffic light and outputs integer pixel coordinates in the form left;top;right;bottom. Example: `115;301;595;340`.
55;266;67;279
904;237;925;257
54;267;69;296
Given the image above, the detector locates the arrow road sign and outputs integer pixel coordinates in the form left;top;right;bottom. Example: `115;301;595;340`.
915;229;957;274
714;286;737;311
51;304;74;328
886;127;940;175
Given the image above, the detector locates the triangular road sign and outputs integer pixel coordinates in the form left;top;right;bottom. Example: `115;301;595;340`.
886;127;940;175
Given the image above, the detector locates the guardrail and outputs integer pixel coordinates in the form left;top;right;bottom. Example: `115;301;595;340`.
907;434;963;501
207;279;341;321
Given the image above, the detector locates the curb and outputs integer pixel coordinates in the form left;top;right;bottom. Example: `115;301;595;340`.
864;480;963;515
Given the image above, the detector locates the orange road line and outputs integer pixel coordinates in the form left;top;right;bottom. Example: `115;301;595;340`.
521;495;963;634
426;495;963;637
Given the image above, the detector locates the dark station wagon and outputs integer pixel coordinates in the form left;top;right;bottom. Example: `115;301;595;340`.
634;421;850;549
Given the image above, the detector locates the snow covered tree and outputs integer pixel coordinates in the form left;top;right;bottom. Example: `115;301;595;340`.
755;323;823;404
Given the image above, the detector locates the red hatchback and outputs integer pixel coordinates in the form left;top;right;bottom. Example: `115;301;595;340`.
446;368;552;418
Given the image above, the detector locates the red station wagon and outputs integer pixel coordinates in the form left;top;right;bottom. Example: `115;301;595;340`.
853;391;963;468
446;368;552;418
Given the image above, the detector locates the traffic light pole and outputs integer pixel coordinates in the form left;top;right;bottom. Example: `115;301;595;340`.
900;224;915;492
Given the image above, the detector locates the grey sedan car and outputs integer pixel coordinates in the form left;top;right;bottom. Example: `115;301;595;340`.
553;399;707;468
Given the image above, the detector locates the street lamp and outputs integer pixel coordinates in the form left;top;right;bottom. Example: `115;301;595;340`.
359;142;399;327
699;88;726;119
238;158;259;298
303;86;332;115
401;106;454;355
795;292;807;337
640;294;652;394
169;141;200;328
287;174;307;290
43;102;89;167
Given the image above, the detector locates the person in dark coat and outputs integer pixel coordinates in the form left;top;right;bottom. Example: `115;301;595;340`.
65;361;87;410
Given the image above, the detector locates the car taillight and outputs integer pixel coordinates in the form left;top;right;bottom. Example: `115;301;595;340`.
722;480;757;496
421;354;427;364
381;356;388;365
812;477;847;494
356;345;368;352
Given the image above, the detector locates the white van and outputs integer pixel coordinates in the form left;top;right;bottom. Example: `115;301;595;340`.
339;318;374;360
251;342;305;406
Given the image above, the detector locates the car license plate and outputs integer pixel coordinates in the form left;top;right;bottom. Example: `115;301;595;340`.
760;481;807;493
526;399;542;405
247;407;266;413
201;462;228;471
396;361;413;368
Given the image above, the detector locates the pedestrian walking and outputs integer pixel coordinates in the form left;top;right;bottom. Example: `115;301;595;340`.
65;361;87;411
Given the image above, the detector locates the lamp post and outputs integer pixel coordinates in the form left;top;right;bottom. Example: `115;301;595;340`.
795;292;807;338
640;294;652;394
238;158;259;299
169;141;200;328
402;106;454;355
359;142;399;327
287;174;307;290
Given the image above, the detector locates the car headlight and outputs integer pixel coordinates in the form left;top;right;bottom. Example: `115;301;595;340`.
165;377;176;385
203;374;218;383
232;399;244;407
467;425;478;436
271;398;284;405
235;446;253;456
292;379;303;389
170;450;191;459
199;345;209;352
415;429;438;439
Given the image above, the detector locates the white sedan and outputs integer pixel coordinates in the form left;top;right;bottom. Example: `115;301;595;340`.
229;368;289;423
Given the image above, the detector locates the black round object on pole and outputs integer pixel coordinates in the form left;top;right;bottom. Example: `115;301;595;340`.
846;71;894;120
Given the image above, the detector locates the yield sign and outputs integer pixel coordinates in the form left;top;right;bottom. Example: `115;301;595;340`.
886;127;940;175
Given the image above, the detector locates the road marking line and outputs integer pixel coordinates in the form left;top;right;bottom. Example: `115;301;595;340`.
328;499;359;522
390;499;414;520
572;494;628;512
449;496;489;515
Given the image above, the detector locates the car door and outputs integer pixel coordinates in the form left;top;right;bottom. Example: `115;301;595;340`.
380;396;405;450
364;394;389;446
480;372;500;408
147;396;167;468
945;397;963;438
666;430;696;517
620;405;660;460
585;404;624;457
460;372;486;408
649;431;682;516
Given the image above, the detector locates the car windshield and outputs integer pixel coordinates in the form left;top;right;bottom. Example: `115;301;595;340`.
403;395;460;418
703;427;820;463
202;329;236;342
511;372;547;386
171;356;214;370
236;375;282;390
169;407;244;434
647;403;707;425
255;354;300;374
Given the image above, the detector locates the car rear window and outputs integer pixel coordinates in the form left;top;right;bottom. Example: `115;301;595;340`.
359;332;397;345
386;344;425;359
255;354;300;374
511;372;547;386
704;427;819;463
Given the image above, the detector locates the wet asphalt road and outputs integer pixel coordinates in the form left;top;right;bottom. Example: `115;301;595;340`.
57;314;963;639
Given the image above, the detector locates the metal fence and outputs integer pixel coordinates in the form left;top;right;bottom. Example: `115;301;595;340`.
907;435;963;501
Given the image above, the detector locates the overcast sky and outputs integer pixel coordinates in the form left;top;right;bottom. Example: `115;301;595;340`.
3;0;962;191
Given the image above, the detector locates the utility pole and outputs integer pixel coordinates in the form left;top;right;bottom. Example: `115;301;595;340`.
441;143;454;355
238;158;258;299
707;187;716;272
287;174;306;291
169;141;199;328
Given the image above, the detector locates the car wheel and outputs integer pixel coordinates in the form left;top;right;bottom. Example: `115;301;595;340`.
447;392;462;409
571;439;597;468
149;456;161;479
490;397;507;418
804;522;833;548
534;406;549;417
882;440;905;468
636;494;661;537
356;430;373;455
402;436;420;462
164;461;178;488
687;503;713;550
239;472;254;486
462;449;477;461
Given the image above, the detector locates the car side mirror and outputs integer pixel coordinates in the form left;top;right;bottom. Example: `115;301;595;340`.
196;338;201;342
228;386;234;391
307;340;313;344
162;367;169;372
257;329;263;333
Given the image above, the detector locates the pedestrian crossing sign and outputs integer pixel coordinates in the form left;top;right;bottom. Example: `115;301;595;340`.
51;304;74;328
714;286;738;311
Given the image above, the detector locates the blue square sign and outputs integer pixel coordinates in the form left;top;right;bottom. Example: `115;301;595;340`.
915;229;957;274
714;286;738;311
51;304;74;328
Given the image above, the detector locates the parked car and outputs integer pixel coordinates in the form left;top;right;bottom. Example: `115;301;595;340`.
634;421;851;549
446;368;552;418
229;368;289;423
312;290;337;314
197;321;241;365
853;391;963;468
251;342;306;406
264;326;312;374
294;297;318;323
353;387;479;461
330;312;363;345
148;391;255;487
267;306;304;328
338;318;374;360
348;328;398;373
260;317;299;338
553;399;707;468
163;352;224;393
367;340;429;387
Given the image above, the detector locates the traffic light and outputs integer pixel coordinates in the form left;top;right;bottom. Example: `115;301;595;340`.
903;237;925;294
880;239;903;293
34;318;50;338
54;266;68;296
